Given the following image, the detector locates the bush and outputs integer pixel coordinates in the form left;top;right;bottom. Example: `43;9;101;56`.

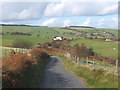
2;48;50;88
2;53;36;88
52;42;62;48
2;53;34;72
29;48;50;64
73;44;88;58
12;39;33;49
87;48;95;56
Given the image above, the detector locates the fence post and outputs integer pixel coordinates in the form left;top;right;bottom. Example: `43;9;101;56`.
4;49;6;56
21;49;23;53
87;57;89;67
93;58;95;69
116;59;118;73
23;49;24;53
18;49;20;53
77;57;79;64
15;49;17;53
104;60;107;70
75;55;77;63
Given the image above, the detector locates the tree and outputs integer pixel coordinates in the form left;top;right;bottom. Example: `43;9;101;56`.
87;48;95;56
73;44;88;59
78;44;88;58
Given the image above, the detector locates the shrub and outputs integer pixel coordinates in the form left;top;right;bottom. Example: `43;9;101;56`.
2;53;36;88
52;42;62;48
73;44;88;58
12;39;33;49
87;48;95;56
29;48;50;64
2;48;50;88
2;53;34;72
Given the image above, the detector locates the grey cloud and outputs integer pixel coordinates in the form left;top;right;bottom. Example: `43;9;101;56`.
1;2;49;21
1;2;118;21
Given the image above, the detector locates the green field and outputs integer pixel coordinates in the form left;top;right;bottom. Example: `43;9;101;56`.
70;39;118;58
1;26;118;58
1;26;78;47
2;35;51;47
70;27;118;38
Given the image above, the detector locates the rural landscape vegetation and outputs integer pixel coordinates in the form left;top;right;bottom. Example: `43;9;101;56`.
0;0;119;89
1;24;119;88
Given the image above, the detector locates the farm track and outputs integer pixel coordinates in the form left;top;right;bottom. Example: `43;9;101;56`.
39;56;87;88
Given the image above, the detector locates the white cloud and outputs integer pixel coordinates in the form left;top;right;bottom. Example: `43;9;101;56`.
40;18;75;27
97;18;118;28
0;1;118;29
18;9;32;19
1;0;119;2
1;2;118;21
112;17;118;21
63;19;74;26
99;4;118;15
44;2;66;17
0;21;16;24
97;18;105;27
1;2;49;21
44;2;118;17
40;18;59;26
80;17;92;26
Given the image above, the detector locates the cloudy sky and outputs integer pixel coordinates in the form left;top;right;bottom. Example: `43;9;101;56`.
0;0;119;29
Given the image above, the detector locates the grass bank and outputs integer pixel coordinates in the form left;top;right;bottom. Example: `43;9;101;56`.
60;56;118;88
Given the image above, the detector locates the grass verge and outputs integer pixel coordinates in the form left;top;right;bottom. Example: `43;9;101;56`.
60;56;118;88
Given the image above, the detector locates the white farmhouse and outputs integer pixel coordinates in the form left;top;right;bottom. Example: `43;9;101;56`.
53;36;63;40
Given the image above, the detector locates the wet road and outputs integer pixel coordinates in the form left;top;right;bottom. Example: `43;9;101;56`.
39;56;87;88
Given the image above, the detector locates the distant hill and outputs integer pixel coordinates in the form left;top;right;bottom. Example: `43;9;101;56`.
0;24;30;26
0;24;48;27
69;26;95;28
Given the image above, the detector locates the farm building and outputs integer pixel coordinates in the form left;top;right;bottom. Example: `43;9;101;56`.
53;36;64;41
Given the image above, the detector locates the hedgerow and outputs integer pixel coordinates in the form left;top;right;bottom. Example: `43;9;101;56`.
2;48;50;88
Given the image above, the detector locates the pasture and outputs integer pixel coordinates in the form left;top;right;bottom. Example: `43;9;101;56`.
70;27;118;39
1;26;77;47
1;26;118;59
70;39;118;58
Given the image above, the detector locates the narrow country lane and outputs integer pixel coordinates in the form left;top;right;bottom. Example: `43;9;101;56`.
39;56;87;88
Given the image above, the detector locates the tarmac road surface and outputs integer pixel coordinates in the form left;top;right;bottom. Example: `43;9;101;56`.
39;56;87;88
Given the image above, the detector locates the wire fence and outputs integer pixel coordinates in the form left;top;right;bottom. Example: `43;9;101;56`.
65;52;118;74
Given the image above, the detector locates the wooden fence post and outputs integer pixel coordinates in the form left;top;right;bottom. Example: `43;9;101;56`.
75;55;77;63
15;49;17;53
21;49;23;53
4;49;6;56
87;57;89;67
116;59;118;73
77;57;79;64
93;58;95;69
104;60;107;70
